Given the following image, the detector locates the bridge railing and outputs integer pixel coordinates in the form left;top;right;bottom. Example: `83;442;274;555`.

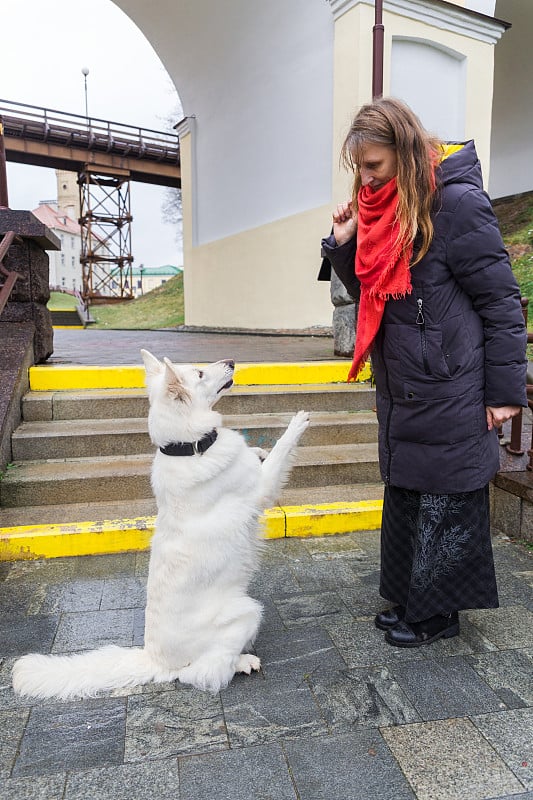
0;99;179;164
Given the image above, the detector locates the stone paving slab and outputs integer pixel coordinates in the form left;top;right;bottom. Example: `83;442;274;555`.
284;730;417;800
381;717;525;800
472;708;533;791
0;531;531;799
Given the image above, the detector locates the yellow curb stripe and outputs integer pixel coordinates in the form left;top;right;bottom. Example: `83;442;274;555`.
0;517;155;562
52;325;85;330
29;361;370;391
284;500;383;537
0;501;382;561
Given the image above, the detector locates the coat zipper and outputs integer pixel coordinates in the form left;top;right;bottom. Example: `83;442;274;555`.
384;360;393;485
416;298;431;375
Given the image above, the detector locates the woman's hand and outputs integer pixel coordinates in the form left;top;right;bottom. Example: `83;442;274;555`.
333;201;357;246
486;405;522;431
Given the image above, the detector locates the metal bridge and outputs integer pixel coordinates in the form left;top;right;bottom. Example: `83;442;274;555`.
0;99;180;187
0;100;181;303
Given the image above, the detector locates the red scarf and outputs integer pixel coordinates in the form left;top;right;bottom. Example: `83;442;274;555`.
347;177;413;381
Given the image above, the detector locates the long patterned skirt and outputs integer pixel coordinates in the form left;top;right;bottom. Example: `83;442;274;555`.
379;484;499;623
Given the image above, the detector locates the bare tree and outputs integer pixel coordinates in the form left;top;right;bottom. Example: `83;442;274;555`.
161;102;184;248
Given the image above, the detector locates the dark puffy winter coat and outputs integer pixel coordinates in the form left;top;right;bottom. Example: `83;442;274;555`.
322;141;527;493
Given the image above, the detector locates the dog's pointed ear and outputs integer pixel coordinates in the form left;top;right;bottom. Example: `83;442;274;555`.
141;350;163;383
163;358;190;402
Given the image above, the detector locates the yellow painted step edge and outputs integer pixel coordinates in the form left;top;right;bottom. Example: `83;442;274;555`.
0;501;383;561
29;361;371;391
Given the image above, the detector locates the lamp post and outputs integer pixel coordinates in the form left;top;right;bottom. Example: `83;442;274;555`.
372;0;384;100
81;67;89;120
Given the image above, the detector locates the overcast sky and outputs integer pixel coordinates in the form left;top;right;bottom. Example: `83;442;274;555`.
2;0;183;267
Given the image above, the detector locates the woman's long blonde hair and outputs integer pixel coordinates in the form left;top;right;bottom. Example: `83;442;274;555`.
341;97;442;265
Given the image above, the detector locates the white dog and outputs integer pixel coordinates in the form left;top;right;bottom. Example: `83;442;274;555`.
12;351;309;700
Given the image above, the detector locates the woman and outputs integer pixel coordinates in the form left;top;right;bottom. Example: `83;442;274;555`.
322;97;527;647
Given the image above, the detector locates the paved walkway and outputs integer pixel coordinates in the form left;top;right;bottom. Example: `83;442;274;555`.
0;531;531;799
48;327;338;365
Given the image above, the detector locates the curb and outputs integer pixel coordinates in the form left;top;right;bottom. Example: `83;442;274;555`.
28;360;370;391
0;500;383;561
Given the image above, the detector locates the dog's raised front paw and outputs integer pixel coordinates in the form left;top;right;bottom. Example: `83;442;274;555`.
287;410;310;440
236;653;261;675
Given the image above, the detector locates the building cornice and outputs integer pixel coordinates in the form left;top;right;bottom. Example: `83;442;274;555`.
328;0;509;44
174;116;196;138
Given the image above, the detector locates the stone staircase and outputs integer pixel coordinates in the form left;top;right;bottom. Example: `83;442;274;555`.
0;379;383;557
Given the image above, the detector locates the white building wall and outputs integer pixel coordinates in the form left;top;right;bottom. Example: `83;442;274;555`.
52;228;83;292
490;0;533;198
115;0;334;247
390;39;466;142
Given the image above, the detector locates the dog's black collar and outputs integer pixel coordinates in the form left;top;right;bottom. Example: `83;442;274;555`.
159;429;218;457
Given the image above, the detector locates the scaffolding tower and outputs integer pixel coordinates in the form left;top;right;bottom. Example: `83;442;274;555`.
78;165;134;303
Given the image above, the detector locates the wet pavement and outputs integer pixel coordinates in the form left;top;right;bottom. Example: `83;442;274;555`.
48;327;338;366
0;531;531;799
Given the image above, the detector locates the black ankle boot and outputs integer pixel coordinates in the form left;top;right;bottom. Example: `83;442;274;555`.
374;605;405;631
385;612;459;648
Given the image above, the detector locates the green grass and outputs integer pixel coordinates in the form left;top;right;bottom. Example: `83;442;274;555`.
89;273;184;330
48;291;78;311
494;191;533;307
493;191;533;356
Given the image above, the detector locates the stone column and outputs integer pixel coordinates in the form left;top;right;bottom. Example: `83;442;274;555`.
330;268;357;358
0;210;60;363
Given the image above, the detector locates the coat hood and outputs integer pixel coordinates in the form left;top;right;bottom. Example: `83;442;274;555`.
437;140;483;190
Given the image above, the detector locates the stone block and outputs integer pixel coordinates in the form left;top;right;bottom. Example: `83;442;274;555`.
256;625;344;682
65;760;181;800
0;613;59;658
332;303;355;357
179;743;296;800
51;609;135;653
473;707;533;791
0;210;60;250
4;239;51;305
492;485;522;537
124;687;226;761
390;655;503;720
330;268;354;306
466;648;533;708
0;774;66;799
0;323;34;468
309;664;420;730
12;698;126;777
285;730;416;800
0;708;30;779
221;671;328;747
1;305;52;363
521;499;533;543
464;605;533;649
381;717;524;800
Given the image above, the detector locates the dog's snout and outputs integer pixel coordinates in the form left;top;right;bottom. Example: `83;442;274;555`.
223;359;235;370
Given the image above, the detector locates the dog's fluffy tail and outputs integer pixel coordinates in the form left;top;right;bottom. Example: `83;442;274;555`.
12;646;177;701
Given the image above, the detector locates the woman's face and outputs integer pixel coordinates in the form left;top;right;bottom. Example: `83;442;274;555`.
355;143;397;191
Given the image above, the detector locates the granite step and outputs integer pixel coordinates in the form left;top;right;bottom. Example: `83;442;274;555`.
0;443;381;507
11;411;378;460
22;383;376;421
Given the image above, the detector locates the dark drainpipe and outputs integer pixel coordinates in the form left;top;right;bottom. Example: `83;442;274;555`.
372;0;384;100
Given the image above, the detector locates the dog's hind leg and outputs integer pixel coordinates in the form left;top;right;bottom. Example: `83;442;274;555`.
177;598;262;693
258;410;309;506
